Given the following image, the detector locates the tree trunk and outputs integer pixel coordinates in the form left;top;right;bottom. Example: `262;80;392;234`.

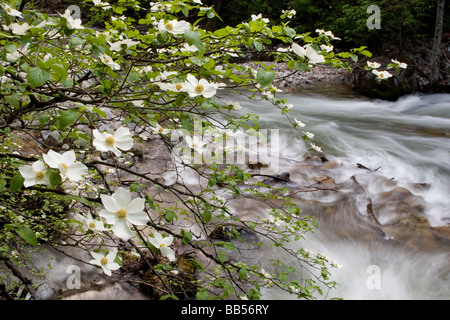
430;0;446;90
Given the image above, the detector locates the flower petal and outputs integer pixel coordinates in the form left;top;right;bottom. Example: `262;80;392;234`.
114;139;133;152
66;162;88;181
112;187;131;209
113;127;131;140
98;209;117;224
61;150;76;164
100;194;119;213
127;198;145;214
160;247;175;262
126;211;149;226
112;219;133;241
19;165;34;179
42;150;61;168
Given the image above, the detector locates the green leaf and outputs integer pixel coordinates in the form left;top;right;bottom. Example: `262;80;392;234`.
283;26;296;38
361;50;372;57
61;77;74;87
294;61;308;73
69;37;85;49
5;96;19;109
16;226;37;246
238;268;248;279
184;29;204;50
50;63;68;80
10;174;24;192
256;68;274;88
27;66;51;88
190;56;209;66
181;229;192;245
59;108;80;129
202;210;212;223
49;171;62;186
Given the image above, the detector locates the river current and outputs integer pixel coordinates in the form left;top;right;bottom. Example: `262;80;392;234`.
217;84;450;300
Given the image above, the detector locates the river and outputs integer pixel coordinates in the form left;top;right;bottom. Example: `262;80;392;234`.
19;83;450;300
217;83;450;300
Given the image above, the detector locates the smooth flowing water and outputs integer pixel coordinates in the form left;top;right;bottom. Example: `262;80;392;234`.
19;84;449;300
217;84;450;300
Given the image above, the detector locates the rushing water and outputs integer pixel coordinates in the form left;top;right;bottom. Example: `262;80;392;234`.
19;84;450;300
217;84;450;300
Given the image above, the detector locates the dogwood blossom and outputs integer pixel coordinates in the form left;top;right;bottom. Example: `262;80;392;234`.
292;43;325;64
148;232;176;262
93;127;134;156
303;131;314;139
185;135;206;153
294;118;306;127
19;160;51;187
6;43;30;62
310;143;322;152
184;74;218;98
90;248;121;276
99;53;121;70
109;38;139;52
92;0;112;9
1;4;23;18
367;61;381;69
151;123;170;135
60;9;83;29
7;22;31;35
42;150;88;182
157;19;190;35
251;14;270;23
320;44;334;52
316;29;341;40
78;212;108;232
391;59;408;69
99;187;149;241
372;70;393;80
224;100;243;110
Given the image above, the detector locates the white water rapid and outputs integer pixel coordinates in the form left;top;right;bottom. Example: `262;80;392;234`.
217;84;450;300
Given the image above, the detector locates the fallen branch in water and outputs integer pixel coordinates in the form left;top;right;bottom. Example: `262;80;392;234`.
286;186;339;196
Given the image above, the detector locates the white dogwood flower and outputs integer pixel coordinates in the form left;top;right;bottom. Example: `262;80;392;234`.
367;61;381;69
93;127;133;156
99;53;121;70
151;123;170;135
391;59;407;69
310;143;322;152
372;70;393;80
184;74;218;98
185;135;206;153
6;43;30;62
78;212;108;232
7;22;31;35
42;150;87;182
1;4;23;18
19;160;51;187
90;248;121;276
109;38;139;52
224;100;243;110
294;118;306;127
157;19;190;35
148;232;176;262
60;9;83;29
99;187;149;241
292;43;325;64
